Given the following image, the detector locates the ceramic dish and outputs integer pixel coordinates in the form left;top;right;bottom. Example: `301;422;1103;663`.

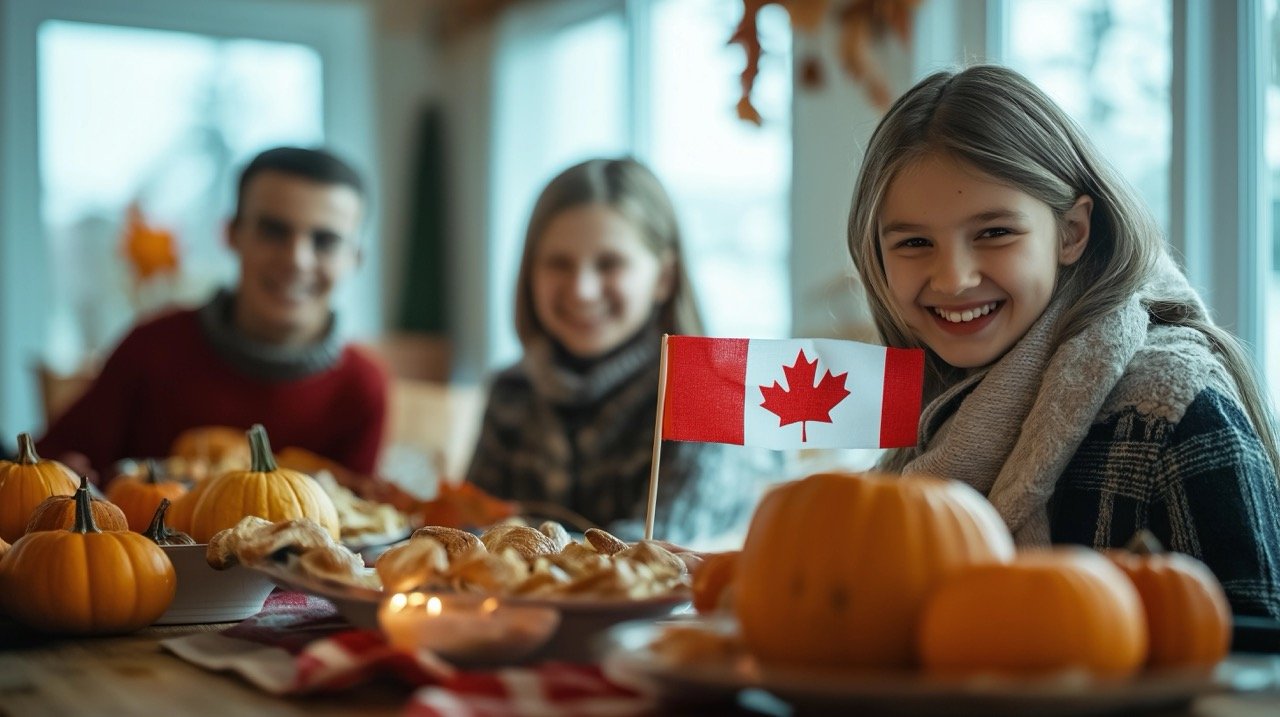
155;544;276;625
599;616;1280;716
247;559;691;662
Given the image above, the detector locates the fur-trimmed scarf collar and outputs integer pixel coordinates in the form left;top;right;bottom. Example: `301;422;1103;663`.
881;256;1234;545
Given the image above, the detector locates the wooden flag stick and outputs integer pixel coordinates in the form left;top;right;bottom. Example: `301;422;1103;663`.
644;333;671;541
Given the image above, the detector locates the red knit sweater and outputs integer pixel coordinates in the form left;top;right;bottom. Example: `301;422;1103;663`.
37;308;388;480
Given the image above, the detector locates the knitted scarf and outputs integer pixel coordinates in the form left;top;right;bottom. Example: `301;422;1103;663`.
197;288;341;381
882;256;1215;546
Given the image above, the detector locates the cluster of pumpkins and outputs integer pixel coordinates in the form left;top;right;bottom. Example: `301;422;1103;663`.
696;472;1231;676
0;425;341;635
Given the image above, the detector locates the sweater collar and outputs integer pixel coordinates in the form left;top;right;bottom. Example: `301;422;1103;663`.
521;323;661;408
196;288;342;381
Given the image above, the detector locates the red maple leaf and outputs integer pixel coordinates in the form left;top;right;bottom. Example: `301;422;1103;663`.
759;350;851;442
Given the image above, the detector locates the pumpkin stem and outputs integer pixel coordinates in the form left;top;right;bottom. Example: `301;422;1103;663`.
145;459;161;484
15;432;40;464
1125;529;1164;555
247;424;278;473
71;475;101;534
144;498;172;541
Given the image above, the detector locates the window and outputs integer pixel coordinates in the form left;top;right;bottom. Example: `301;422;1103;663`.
0;0;376;442
487;0;792;369
1004;0;1172;233
38;20;324;371
490;3;629;366
647;0;792;340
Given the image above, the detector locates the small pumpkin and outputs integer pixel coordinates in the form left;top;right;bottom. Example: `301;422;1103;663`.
25;475;128;534
692;550;739;614
169;425;251;467
734;472;1015;668
0;433;79;542
1109;530;1231;668
106;460;189;532
166;472;216;535
0;474;176;634
186;424;340;543
142;498;196;546
919;547;1149;678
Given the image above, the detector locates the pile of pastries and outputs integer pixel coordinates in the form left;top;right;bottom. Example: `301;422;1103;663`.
205;515;691;602
377;523;691;600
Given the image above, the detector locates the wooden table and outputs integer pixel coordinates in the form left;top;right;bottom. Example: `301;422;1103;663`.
0;622;408;717
4;617;1280;717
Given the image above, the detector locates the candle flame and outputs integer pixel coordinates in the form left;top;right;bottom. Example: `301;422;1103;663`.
389;593;408;611
481;597;499;615
408;592;427;608
427;596;442;616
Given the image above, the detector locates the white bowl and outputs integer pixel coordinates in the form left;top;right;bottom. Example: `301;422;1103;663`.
155;544;276;625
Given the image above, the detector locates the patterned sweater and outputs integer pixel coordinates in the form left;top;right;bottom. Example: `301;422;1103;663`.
1050;343;1280;618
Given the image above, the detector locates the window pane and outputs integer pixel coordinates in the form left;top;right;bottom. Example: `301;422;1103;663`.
490;10;628;366
37;21;323;371
1005;0;1172;234
1265;0;1280;407
648;0;792;338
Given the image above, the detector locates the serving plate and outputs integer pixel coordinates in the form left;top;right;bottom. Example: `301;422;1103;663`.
600;617;1280;716
246;559;691;662
155;544;276;625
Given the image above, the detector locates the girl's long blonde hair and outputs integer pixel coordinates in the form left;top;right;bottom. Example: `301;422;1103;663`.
513;157;702;347
847;65;1279;475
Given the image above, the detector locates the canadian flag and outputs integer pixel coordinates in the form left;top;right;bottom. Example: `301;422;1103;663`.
660;336;924;449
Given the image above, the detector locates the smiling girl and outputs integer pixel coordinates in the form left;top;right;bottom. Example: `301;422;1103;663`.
466;158;762;544
849;66;1280;617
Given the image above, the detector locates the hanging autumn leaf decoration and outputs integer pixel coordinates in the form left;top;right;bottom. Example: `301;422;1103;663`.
120;202;179;281
731;0;922;124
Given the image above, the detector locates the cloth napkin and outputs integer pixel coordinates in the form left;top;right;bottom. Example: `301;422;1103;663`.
160;590;655;717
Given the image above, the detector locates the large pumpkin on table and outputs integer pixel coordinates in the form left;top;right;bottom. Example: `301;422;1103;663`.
0;433;79;543
919;547;1148;677
186;424;340;543
1109;530;1231;669
0;477;175;634
734;472;1014;669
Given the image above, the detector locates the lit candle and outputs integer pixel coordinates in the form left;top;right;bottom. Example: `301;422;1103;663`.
378;592;560;663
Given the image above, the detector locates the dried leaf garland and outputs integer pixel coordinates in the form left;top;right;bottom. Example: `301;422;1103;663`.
732;0;922;124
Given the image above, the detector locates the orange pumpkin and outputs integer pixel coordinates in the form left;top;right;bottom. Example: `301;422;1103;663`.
919;547;1149;677
25;475;128;533
692;550;739;614
186;424;340;543
1109;531;1231;668
166;472;216;535
735;472;1014;668
106;460;189;532
0;433;79;542
168;425;251;467
0;476;176;634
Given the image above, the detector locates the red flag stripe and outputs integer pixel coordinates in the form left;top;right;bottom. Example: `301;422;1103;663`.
879;346;924;447
662;336;748;445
